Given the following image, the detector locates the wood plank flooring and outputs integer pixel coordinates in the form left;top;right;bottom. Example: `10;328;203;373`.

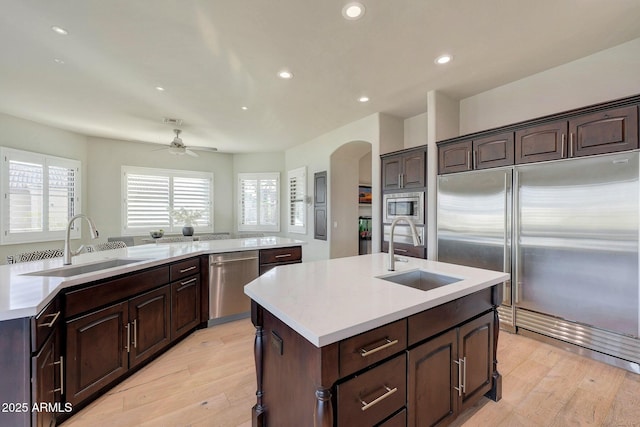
61;319;640;427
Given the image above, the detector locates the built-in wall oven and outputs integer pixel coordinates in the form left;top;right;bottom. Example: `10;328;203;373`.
383;191;424;225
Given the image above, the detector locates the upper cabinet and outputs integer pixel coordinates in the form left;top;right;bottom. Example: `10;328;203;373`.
437;96;640;174
382;148;426;191
439;132;514;174
516;105;638;164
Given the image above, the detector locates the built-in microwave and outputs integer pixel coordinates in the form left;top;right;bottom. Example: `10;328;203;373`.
383;192;425;224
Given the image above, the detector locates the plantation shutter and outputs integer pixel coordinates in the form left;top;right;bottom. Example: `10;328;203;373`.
173;176;212;227
124;173;171;229
238;173;280;231
287;167;306;234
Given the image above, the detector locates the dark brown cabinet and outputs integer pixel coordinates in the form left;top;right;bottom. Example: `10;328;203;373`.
65;285;171;407
314;171;328;240
439;132;514;174
571;105;638;157
381;240;425;259
259;246;302;275
515;120;568;164
171;275;200;341
382;149;426;190
407;312;494;427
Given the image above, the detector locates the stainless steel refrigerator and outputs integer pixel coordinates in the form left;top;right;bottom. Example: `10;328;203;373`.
437;168;514;330
437;151;640;371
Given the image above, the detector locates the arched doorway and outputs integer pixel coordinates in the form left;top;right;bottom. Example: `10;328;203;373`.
329;140;372;258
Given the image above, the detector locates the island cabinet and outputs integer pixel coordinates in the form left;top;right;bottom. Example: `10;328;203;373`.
258;246;302;275
250;284;501;427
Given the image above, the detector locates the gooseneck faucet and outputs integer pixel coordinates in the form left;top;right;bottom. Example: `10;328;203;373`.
64;214;99;265
388;216;422;271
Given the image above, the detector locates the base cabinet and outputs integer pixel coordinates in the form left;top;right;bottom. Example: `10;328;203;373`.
407;312;494;427
66;285;171;407
171;275;200;340
32;321;62;427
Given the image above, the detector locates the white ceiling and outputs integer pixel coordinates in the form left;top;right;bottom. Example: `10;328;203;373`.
1;1;640;153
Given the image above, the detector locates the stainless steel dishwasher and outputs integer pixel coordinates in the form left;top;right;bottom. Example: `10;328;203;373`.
208;251;259;326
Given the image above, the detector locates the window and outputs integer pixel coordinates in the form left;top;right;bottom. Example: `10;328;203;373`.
238;172;280;232
122;166;213;234
287;167;306;234
1;147;81;244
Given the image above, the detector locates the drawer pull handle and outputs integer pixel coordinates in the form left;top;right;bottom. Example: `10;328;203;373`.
359;338;398;357
275;253;292;258
180;277;198;286
38;311;60;328
179;266;197;273
52;356;64;395
360;385;397;411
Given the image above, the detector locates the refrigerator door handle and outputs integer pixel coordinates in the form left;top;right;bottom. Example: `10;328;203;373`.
504;171;512;305
513;169;520;305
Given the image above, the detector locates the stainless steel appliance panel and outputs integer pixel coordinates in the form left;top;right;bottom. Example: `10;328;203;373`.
383;224;425;245
209;251;259;322
515;152;639;337
383;192;425;224
437;168;512;306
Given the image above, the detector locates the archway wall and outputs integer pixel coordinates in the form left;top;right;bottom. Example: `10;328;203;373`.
285;113;403;261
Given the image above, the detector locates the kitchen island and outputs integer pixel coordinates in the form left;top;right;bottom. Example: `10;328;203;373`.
0;236;303;427
245;253;509;427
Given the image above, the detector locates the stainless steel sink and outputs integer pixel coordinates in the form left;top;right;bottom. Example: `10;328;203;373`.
23;258;148;277
377;269;461;291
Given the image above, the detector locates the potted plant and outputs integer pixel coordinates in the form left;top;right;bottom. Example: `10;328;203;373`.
169;208;202;236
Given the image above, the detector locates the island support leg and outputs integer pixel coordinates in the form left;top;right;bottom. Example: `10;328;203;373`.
252;303;266;427
314;387;333;427
486;307;502;401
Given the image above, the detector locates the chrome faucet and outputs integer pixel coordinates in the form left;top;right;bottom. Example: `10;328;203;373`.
64;214;99;265
388;216;422;271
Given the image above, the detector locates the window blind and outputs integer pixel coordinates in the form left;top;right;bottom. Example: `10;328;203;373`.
288;167;306;234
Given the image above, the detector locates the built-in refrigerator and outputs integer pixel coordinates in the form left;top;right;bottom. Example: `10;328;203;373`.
437;151;640;372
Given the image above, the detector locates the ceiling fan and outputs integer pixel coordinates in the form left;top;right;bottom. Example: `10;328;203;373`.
156;129;217;157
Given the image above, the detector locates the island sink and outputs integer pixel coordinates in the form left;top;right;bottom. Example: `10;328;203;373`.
378;268;461;291
23;258;148;277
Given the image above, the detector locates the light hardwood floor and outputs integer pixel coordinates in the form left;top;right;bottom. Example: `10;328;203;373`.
61;319;640;427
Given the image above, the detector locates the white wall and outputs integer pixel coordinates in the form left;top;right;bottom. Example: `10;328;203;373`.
85;137;234;243
0;113;89;262
404;112;428;148
460;38;640;135
232;152;285;235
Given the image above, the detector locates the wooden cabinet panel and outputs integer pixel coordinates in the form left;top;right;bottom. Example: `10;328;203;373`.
128;286;171;368
515;120;568;164
32;328;60;427
336;353;406;427
459;312;494;411
381;241;425;259
314;171;327;240
32;296;61;352
379;409;407;427
571;105;638;157
170;258;200;282
474;132;514;169
259;246;302;265
171;276;200;341
439;140;472;174
408;329;458;427
402;151;426;188
339;319;406;377
382;156;402;190
66;302;128;407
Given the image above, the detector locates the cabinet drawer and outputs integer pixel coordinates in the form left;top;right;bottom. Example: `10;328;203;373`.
339;319;406;377
259;246;302;265
379;409;406;427
337;353;406;427
170;257;200;281
32;297;61;352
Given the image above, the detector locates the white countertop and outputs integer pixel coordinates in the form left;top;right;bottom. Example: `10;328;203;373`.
244;253;509;347
0;236;304;321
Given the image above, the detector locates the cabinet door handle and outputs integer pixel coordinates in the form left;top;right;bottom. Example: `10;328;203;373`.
38;311;60;328
394;248;407;253
132;319;138;349
180;277;198;286
359;338;398;357
569;133;575;157
360;385;398;411
179;265;197;274
125;323;130;353
472;150;477;169
275;253;292;259
467;151;471;169
561;134;566;157
397;174;402;188
462;356;467;393
52;356;64;396
453;358;463;396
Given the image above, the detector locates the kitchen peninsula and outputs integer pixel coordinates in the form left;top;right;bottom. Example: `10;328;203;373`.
245;253;509;427
0;236;303;427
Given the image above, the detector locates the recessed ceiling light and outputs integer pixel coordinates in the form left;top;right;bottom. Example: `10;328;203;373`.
155;86;165;92
241;106;248;110
51;26;69;35
54;58;65;64
358;96;370;103
278;70;294;79
342;2;365;20
435;54;453;65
